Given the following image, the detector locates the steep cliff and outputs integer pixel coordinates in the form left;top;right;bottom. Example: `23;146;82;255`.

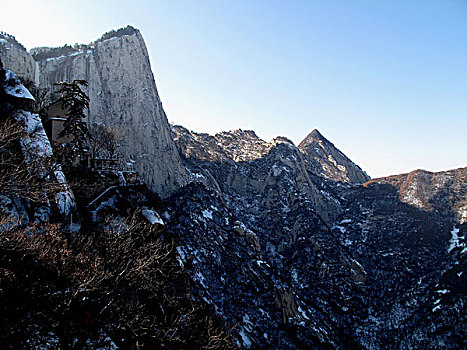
32;27;189;196
0;33;39;84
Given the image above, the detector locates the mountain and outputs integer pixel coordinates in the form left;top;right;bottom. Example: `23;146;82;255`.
298;129;370;184
170;123;467;348
368;167;467;223
172;125;357;225
1;27;466;348
330;168;467;348
30;26;189;196
170;125;467;348
0;32;39;84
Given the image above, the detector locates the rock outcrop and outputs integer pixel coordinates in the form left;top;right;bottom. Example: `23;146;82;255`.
367;167;467;223
173;125;349;225
31;26;189;196
298;129;370;184
0;67;75;220
0;33;39;84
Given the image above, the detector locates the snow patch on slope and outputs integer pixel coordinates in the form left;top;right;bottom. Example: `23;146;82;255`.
141;208;164;225
2;70;35;100
13;109;75;216
448;226;466;254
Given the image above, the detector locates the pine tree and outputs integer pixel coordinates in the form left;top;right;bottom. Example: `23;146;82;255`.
54;80;89;164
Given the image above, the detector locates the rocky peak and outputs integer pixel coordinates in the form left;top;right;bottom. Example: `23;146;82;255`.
175;128;294;163
30;26;140;62
298;129;370;184
223;128;259;138
174;126;281;163
173;125;347;226
30;26;190;196
214;129;270;162
172;125;232;163
299;128;325;144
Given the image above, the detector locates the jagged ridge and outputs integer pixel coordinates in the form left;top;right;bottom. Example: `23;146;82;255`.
298;128;370;184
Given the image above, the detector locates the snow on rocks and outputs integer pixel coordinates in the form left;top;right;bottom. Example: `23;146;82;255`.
1;69;35;100
457;204;467;224
201;208;213;220
447;226;466;253
15;110;53;158
14;110;76;216
141;207;164;225
2;70;76;217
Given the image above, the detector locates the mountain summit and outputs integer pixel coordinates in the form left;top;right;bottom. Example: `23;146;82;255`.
300;128;325;142
28;26;189;196
298;129;370;184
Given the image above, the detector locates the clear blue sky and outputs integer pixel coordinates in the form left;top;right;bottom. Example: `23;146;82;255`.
2;0;466;178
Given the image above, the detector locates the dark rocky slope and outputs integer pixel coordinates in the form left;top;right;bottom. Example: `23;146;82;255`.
170;125;466;348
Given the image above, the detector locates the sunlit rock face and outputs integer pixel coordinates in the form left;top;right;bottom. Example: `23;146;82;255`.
172;125;351;225
31;27;189;196
0;33;39;84
368;167;467;223
298;129;370;184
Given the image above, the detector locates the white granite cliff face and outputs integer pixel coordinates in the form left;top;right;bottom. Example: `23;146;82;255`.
32;28;189;196
0;34;39;84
